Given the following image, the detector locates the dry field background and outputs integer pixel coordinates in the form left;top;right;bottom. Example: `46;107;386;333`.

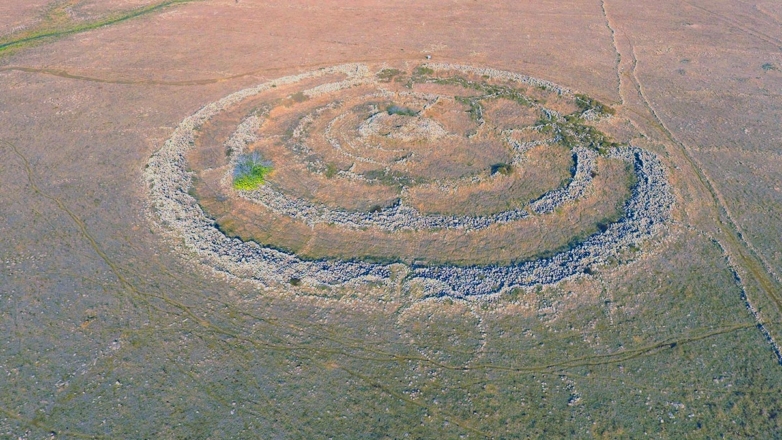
1;0;782;438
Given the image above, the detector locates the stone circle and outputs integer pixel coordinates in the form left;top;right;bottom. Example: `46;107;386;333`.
144;63;674;299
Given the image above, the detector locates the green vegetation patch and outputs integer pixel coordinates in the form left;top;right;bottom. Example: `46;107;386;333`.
538;114;621;153
427;74;534;107
574;93;616;116
454;96;484;123
410;72;539;126
387;104;418;116
233;152;273;191
290;91;310;103
376;68;402;82
324;162;339;179
361;168;421;187
412;66;435;76
490;163;513;176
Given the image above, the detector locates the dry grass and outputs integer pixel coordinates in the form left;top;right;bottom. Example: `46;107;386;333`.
2;0;781;438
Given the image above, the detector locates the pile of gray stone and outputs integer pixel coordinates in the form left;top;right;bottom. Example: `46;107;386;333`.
529;147;597;215
413;147;673;298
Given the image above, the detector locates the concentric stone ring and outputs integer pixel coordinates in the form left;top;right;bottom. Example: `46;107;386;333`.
144;63;673;299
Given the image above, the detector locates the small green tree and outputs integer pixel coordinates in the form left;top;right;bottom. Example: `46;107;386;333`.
232;151;272;190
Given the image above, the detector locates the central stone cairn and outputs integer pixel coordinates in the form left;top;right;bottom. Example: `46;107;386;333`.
145;63;674;299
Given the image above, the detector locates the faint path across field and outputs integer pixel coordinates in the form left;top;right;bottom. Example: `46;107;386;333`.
602;0;782;362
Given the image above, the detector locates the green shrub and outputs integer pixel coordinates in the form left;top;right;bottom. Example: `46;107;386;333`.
377;68;402;82
413;66;434;76
490;163;513;176
574;93;616;116
324;162;338;178
232;152;273;190
387;104;418;116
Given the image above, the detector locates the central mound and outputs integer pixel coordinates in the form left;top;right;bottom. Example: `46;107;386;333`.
358;112;447;142
146;63;673;298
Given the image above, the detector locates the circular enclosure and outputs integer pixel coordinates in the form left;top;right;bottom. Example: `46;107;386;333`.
145;63;673;299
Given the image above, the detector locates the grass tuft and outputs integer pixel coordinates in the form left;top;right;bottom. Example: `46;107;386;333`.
376;68;402;82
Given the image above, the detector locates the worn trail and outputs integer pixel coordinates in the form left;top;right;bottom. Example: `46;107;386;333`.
599;0;623;106
612;14;782;359
0;53;423;85
0;0;197;58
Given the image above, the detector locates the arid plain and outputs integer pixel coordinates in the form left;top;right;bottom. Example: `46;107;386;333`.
2;1;782;438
